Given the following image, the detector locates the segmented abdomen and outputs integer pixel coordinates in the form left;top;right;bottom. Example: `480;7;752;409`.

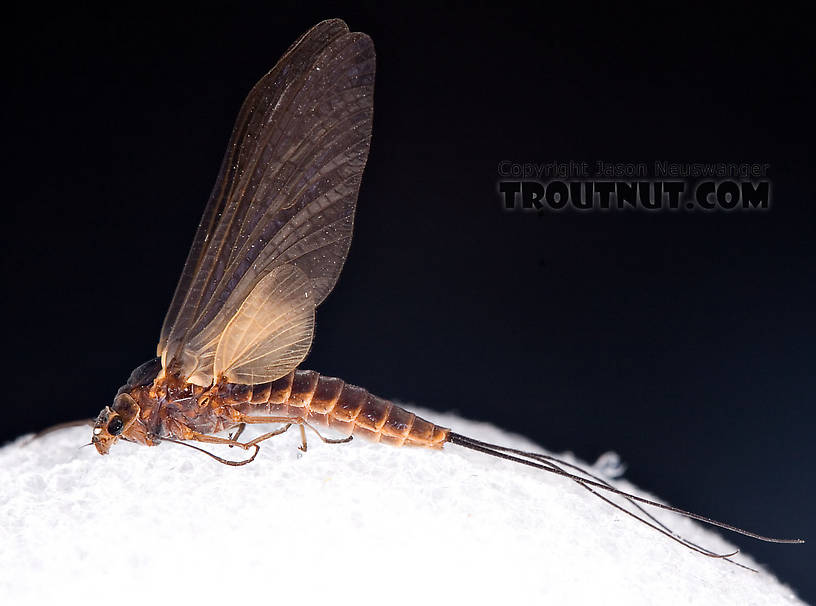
225;370;449;448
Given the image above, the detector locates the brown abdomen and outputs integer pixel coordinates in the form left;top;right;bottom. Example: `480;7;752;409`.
231;370;449;448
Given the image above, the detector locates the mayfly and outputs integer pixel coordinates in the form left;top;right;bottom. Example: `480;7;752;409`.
37;19;802;567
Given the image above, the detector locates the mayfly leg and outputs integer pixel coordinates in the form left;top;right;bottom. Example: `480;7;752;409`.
187;415;352;460
235;414;354;452
296;424;308;452
227;423;246;446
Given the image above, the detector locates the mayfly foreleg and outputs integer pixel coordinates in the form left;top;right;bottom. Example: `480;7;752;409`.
159;435;259;466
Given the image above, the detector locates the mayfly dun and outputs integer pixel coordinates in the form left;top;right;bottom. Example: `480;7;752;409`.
35;19;802;567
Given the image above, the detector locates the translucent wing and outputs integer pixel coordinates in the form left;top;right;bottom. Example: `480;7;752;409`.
215;265;314;385
157;19;374;385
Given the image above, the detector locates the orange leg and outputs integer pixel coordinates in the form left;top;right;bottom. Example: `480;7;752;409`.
235;414;353;452
190;424;291;449
189;415;351;456
182;429;285;466
227;422;246;446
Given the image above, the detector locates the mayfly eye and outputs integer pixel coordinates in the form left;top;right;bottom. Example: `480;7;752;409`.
107;417;124;436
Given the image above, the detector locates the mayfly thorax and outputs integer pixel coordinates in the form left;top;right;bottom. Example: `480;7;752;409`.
39;19;801;568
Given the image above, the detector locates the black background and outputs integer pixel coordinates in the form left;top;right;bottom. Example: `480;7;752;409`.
4;3;813;600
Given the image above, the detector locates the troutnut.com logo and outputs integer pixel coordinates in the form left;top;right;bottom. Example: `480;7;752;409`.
498;161;771;212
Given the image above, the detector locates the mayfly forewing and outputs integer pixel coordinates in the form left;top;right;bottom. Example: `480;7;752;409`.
157;19;350;361
157;19;375;385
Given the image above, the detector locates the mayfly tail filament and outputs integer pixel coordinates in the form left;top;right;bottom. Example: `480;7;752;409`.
446;432;803;570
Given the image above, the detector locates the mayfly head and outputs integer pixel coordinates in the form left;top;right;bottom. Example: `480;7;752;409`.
92;393;141;455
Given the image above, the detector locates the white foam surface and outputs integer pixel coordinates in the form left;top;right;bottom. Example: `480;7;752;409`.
0;408;804;605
